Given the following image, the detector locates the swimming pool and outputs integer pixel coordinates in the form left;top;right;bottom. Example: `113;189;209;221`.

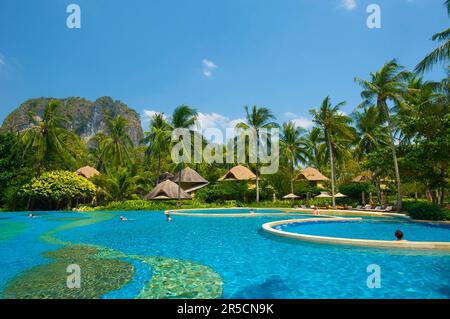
279;220;450;242
0;210;450;299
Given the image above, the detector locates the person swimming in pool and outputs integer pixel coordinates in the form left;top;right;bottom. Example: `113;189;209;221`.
119;215;127;221
28;213;34;218
395;229;404;241
165;211;172;222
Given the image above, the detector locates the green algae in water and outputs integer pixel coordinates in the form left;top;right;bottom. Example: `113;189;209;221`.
0;221;27;243
3;245;134;299
137;257;223;299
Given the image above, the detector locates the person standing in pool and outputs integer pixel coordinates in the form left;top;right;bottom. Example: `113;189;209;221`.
313;208;320;216
249;208;255;214
164;211;172;222
395;229;404;241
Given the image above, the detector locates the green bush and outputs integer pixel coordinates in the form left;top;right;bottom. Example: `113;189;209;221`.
20;170;96;210
195;181;255;203
405;202;450;221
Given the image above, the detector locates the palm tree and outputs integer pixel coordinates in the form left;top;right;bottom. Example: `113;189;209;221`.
144;113;171;185
310;97;353;209
355;59;410;211
236;105;278;202
21;100;82;174
170;105;198;200
352;106;389;159
304;127;326;170
93;167;146;201
100;115;133;169
280;121;308;194
415;1;450;73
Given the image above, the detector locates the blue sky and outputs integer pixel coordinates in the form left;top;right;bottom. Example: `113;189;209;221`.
0;0;448;131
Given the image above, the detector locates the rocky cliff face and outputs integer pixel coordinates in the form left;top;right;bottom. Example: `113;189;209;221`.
1;96;144;146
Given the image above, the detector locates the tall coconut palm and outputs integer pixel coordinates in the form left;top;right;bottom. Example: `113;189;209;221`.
170;105;198;200
280;121;308;194
355;59;410;211
310;97;353;209
304;127;326;170
236;105;278;202
144;113;171;185
415;1;450;73
100;115;133;169
352;106;389;159
21;100;82;174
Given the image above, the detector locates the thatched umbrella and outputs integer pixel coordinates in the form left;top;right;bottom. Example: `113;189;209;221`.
334;192;348;198
144;180;191;200
76;166;100;179
283;193;300;204
283;193;300;199
218;165;256;181
171;167;209;193
315;192;332;198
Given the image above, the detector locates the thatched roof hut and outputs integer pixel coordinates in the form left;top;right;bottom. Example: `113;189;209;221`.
76;166;101;179
352;171;373;183
298;167;328;189
299;167;329;181
171;167;209;193
144;180;191;200
218;165;256;181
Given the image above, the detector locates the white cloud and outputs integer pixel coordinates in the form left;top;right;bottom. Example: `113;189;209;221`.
0;54;5;66
341;0;357;10
202;59;218;78
283;112;314;129
292;117;314;129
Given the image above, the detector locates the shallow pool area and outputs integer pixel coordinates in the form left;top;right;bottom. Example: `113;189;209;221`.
280;220;450;242
1;210;450;299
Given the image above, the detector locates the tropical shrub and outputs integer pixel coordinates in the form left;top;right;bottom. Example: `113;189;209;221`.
405;202;450;221
20;170;96;210
339;182;376;203
195;181;255;203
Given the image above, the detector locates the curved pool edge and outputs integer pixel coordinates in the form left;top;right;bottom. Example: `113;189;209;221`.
262;218;450;251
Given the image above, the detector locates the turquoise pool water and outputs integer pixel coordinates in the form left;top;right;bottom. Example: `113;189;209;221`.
174;208;288;214
1;210;450;299
279;220;450;242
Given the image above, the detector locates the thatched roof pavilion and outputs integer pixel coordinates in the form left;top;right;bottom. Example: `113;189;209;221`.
76;166;100;179
171;167;209;193
298;167;329;189
144;180;191;200
218;165;256;181
352;171;373;183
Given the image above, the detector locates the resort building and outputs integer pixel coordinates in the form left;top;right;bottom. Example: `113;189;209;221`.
171;167;209;194
144;180;191;200
298;167;329;189
218;165;257;189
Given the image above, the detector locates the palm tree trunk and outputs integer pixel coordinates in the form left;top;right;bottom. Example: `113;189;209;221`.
327;132;336;209
290;159;294;194
156;152;161;186
386;116;402;211
255;131;260;203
